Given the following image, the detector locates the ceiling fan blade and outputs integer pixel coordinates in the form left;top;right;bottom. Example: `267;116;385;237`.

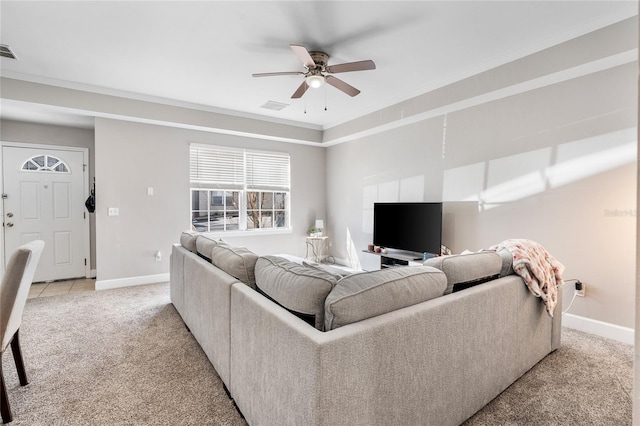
291;81;309;99
325;60;376;74
325;75;360;97
252;71;304;77
290;44;316;68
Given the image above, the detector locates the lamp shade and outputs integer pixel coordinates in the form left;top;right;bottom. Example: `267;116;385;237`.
306;74;325;88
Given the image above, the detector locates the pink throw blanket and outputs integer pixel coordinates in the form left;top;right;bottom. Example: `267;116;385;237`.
490;239;564;316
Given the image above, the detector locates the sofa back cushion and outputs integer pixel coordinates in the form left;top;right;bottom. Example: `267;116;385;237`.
180;230;199;253
255;256;338;330
424;252;502;294
302;261;346;280
211;243;258;289
494;247;514;277
195;235;219;261
324;266;447;331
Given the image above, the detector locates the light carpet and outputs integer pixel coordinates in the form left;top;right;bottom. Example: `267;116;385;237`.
465;324;632;425
2;282;632;425
2;283;244;425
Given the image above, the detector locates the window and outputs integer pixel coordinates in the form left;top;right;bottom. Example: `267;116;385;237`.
21;154;69;173
190;144;290;233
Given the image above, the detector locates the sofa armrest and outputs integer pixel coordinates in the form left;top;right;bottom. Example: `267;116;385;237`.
171;244;242;389
170;244;186;312
230;282;326;425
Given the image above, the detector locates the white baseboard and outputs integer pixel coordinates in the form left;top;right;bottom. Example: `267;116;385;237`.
562;313;634;345
95;273;170;291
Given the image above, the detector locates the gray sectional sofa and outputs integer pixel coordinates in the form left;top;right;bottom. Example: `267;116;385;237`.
170;231;562;426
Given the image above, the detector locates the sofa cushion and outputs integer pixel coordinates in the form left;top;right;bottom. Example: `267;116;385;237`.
211;243;258;288
424;252;502;294
195;235;219;261
180;230;199;253
324;266;447;331
273;253;307;265
494;247;514;277
255;256;338;330
302;261;346;280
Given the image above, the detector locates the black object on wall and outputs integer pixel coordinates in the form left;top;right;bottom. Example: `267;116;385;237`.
85;179;95;213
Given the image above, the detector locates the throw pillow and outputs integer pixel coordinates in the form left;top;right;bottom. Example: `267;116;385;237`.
324;266;447;331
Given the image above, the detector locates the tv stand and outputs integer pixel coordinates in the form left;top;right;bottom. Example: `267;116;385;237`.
381;255;410;269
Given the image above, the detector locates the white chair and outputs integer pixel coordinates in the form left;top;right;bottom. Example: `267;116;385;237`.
0;240;44;424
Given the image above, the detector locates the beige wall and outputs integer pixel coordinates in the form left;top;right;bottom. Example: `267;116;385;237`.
94;118;325;281
0;119;96;270
326;19;637;329
325;118;445;270
442;63;637;328
0;16;635;331
0;116;326;283
1;78;323;145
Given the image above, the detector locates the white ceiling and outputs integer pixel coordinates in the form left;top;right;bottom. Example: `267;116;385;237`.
0;1;637;130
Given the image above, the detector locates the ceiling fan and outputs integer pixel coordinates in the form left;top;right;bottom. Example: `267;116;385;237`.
252;44;376;99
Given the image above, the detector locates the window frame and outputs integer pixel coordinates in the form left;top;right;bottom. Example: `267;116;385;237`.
189;144;292;235
21;154;70;173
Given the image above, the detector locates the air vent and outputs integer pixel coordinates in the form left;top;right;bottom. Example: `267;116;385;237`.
0;44;18;60
260;100;289;111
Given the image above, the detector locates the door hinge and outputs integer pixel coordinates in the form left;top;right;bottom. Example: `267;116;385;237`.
84;212;86;219
83;164;87;172
84;258;87;266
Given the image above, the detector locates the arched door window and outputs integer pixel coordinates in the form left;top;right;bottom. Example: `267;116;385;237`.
21;154;70;173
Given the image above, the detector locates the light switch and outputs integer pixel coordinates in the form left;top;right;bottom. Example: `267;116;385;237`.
147;187;154;196
108;207;119;216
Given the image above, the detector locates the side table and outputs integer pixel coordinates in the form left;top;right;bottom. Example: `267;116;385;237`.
305;236;328;263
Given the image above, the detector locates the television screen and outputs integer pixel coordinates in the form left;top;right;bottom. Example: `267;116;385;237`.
373;202;442;255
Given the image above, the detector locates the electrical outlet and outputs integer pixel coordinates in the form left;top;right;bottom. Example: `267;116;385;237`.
575;281;585;297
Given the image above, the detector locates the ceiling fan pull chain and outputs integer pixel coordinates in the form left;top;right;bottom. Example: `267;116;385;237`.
324;86;328;111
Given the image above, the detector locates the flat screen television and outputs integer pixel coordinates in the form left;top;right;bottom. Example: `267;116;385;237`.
373;202;442;255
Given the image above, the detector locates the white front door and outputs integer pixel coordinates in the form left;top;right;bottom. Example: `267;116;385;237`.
2;146;88;282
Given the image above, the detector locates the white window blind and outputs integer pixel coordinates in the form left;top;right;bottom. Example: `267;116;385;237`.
190;144;290;191
246;150;290;191
190;145;245;189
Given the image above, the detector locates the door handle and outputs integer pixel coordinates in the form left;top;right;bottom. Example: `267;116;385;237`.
6;222;13;227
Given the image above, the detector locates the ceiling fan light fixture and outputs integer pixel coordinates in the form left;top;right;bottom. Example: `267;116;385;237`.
306;74;325;89
253;45;375;99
